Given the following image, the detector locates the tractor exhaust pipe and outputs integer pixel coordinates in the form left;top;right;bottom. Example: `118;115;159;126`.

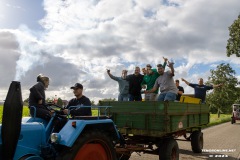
1;81;23;160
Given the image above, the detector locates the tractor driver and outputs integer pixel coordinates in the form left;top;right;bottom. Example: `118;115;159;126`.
62;83;92;117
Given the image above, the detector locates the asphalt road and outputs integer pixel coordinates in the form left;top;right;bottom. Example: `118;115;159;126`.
129;121;240;160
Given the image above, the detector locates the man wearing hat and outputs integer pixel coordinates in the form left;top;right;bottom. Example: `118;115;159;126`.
62;83;92;116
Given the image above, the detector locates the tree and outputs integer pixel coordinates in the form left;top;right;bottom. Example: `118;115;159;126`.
206;63;239;118
226;14;240;57
100;98;116;102
91;100;96;106
23;98;29;103
57;98;63;107
46;98;52;103
23;98;29;106
97;98;116;105
234;87;240;103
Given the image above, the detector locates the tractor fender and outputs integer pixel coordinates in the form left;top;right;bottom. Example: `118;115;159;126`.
56;119;120;147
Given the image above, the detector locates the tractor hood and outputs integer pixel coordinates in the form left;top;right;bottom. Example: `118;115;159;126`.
0;121;47;160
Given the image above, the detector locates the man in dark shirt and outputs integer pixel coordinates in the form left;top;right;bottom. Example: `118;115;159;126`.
63;83;92;116
175;79;184;101
181;78;222;103
126;66;144;101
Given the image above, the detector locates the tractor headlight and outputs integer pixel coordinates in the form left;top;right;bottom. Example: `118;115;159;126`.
51;133;61;143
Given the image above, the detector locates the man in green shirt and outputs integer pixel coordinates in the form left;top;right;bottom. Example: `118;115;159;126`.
141;57;167;101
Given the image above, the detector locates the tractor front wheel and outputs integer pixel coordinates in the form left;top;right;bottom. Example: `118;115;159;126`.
59;131;117;160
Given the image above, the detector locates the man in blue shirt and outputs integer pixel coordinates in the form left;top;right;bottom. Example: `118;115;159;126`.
181;78;223;103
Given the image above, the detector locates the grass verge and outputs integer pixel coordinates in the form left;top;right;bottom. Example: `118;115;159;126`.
202;114;231;129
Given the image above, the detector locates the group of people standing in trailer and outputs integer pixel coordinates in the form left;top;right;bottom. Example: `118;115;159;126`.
107;57;223;103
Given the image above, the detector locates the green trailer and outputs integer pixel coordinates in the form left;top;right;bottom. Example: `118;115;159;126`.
99;101;209;160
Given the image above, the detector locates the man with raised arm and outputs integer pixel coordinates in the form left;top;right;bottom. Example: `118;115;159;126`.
141;57;168;101
145;61;178;101
107;69;129;101
181;78;223;103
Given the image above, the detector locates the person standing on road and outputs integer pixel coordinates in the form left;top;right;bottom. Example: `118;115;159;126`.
181;78;223;103
175;79;184;101
107;69;129;101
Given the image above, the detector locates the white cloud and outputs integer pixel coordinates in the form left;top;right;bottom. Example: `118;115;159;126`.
1;0;240;102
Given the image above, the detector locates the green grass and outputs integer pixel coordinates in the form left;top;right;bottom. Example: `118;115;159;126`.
0;106;231;127
203;114;232;128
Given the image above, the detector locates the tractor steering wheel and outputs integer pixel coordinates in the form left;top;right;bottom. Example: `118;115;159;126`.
45;103;64;113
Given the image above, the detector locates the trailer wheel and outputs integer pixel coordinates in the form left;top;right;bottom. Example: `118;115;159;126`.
59;131;117;160
191;131;203;153
159;138;179;160
183;133;191;141
117;153;131;160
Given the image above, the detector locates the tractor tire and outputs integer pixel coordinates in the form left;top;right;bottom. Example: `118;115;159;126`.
58;131;117;160
191;131;203;153
159;138;179;160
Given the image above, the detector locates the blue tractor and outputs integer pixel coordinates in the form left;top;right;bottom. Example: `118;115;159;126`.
0;81;121;160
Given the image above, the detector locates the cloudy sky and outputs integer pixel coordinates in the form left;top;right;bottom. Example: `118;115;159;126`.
0;0;239;102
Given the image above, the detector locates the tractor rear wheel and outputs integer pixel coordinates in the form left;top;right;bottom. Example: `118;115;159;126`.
59;131;117;160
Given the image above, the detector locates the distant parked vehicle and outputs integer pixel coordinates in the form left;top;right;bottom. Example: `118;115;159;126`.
231;104;240;124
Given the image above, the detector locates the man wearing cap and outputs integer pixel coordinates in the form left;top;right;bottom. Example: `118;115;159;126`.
107;69;129;101
141;57;168;101
146;61;178;101
62;83;92;116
